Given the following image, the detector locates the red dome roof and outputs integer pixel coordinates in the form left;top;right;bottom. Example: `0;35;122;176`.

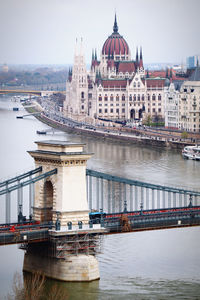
102;15;129;57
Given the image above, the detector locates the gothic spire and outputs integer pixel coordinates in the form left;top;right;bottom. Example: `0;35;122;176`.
92;49;94;61
95;49;97;60
113;13;118;33
136;47;139;63
139;46;143;69
140;46;143;60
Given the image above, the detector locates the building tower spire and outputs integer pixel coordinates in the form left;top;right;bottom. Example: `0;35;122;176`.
136;47;139;63
139;46;143;69
140;46;143;60
113;13;118;33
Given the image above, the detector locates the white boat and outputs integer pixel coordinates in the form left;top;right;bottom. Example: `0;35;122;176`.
182;145;200;160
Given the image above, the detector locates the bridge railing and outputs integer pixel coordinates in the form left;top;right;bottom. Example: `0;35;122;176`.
86;169;200;213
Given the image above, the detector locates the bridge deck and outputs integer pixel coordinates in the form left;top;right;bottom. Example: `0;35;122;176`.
0;206;199;245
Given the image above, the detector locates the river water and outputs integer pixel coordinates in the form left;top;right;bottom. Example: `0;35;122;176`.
0;95;200;299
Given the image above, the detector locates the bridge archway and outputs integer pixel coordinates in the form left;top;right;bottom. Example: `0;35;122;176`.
42;180;54;222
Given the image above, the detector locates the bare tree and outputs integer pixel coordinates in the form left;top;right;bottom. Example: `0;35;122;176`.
6;272;68;300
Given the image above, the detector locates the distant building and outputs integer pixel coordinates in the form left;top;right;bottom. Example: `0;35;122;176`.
2;64;8;72
165;65;200;132
164;83;179;129
186;55;200;69
178;66;200;132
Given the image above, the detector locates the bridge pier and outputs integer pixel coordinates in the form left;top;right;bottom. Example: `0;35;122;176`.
24;140;104;282
23;228;102;281
23;254;100;281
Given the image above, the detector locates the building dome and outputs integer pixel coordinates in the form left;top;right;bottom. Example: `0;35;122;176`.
102;14;130;59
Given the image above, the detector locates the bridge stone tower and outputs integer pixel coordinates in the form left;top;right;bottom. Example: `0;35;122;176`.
28;140;91;226
23;140;104;282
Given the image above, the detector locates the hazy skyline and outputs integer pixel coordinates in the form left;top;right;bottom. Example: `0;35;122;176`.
1;0;200;65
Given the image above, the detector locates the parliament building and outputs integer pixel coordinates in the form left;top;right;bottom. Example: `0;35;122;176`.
64;15;165;123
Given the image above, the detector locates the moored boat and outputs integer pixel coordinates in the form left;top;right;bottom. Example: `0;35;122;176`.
182;145;200;160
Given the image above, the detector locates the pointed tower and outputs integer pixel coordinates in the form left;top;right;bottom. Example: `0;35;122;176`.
65;39;88;116
139;47;143;69
136;47;139;64
100;12;131;73
113;12;118;33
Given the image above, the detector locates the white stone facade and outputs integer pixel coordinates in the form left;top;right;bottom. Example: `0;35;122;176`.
178;81;200;132
164;80;200;132
164;83;179;129
65;40;88;116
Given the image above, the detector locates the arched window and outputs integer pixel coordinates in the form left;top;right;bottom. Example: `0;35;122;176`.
81;92;84;99
152;94;156;100
129;95;132;101
116;95;119;101
148;94;150;101
138;82;140;88
104;94;108;101
134;94;136;101
122;94;125;101
98;95;102;101
133;82;136;88
137;94;140;101
158;94;162;100
142;94;144;101
110;94;114;101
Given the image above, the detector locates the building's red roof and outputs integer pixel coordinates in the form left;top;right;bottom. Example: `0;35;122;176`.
118;62;136;73
102;33;129;56
148;70;166;78
146;79;165;88
147;69;186;81
101;79;127;88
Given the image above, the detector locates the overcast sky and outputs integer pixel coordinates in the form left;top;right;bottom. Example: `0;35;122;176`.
0;0;199;65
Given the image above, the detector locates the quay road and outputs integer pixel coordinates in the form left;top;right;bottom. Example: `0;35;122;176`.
21;97;200;148
34;111;199;150
22;99;200;149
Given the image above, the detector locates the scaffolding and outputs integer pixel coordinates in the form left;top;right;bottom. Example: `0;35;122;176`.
20;231;104;260
51;232;103;259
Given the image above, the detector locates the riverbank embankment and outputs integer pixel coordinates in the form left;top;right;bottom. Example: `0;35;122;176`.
23;103;198;150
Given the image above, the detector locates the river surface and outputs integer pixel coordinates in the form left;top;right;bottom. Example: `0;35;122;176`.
0;95;200;299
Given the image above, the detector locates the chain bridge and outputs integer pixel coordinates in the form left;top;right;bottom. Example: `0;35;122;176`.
0;140;200;281
0;148;200;244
